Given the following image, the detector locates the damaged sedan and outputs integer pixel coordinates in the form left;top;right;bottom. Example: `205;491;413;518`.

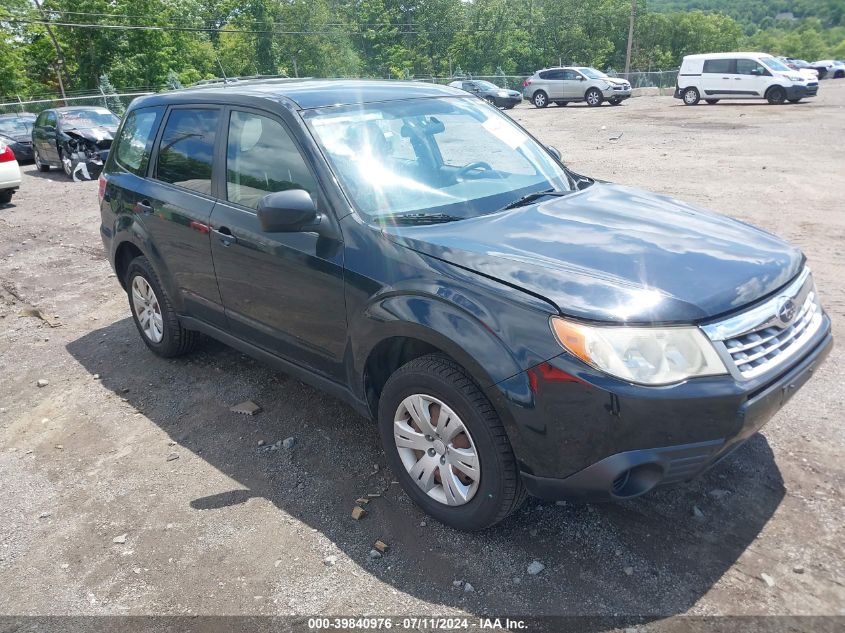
32;106;120;181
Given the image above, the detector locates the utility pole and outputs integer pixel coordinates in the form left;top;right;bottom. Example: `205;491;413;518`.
33;0;68;101
624;0;637;76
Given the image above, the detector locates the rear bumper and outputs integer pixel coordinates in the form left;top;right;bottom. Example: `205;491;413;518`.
495;320;832;502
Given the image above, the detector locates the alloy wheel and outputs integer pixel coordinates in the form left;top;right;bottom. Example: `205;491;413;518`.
131;275;164;343
587;90;601;105
393;394;480;506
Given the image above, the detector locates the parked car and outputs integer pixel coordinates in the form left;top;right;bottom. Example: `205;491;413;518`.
0;113;36;162
676;52;818;105
523;67;631;108
99;79;832;530
32;106;120;180
447;80;521;109
0;139;22;204
810;60;845;80
777;57;819;81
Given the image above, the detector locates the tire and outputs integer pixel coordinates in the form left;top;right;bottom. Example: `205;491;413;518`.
34;150;50;172
60;149;73;178
835;70;845;79
705;99;719;105
609;98;622;106
125;256;199;358
532;90;548;108
0;190;13;204
378;354;526;531
554;101;567;107
682;87;700;106
767;86;787;105
586;88;603;107
788;98;802;103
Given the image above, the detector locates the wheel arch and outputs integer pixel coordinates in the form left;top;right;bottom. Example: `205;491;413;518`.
111;235;185;314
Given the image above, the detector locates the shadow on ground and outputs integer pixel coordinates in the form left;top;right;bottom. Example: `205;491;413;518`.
67;318;785;626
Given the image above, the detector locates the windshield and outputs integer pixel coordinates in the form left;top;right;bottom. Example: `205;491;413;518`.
472;80;499;90
304;97;571;221
0;119;31;136
578;68;608;79
761;57;790;72
59;109;120;128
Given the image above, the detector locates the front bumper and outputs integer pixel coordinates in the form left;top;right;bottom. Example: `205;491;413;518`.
787;84;818;99
492;316;832;502
603;88;632;100
494;95;522;108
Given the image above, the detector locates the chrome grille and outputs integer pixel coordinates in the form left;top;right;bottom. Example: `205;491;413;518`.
702;269;824;380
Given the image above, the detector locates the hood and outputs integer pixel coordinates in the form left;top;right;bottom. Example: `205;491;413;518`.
604;77;629;86
0;132;30;143
383;183;803;324
64;126;116;145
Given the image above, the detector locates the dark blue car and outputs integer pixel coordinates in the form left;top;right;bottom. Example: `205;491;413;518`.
98;79;832;530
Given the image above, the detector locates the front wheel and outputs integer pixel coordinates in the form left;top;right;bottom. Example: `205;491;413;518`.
705;99;719;105
767;86;787;105
586;88;603;107
788;98;802;103
532;91;548;108
609;98;622;106
682;87;700;105
0;189;13;204
378;355;525;531
126;256;199;357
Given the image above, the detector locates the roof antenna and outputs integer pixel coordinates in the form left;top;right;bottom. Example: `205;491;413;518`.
215;54;229;86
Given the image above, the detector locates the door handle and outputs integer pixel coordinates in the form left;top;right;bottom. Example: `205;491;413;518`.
134;199;153;215
734;77;742;80
212;226;237;247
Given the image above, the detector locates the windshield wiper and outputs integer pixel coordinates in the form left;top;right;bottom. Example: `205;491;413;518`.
498;189;570;212
379;213;465;225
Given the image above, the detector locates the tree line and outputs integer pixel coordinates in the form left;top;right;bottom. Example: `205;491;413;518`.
1;0;844;100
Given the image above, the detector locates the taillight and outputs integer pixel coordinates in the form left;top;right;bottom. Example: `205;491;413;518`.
98;174;107;203
0;143;15;163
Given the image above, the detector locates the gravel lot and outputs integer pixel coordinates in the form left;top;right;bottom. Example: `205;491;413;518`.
1;84;843;627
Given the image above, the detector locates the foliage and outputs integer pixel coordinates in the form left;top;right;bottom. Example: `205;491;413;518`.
0;0;843;101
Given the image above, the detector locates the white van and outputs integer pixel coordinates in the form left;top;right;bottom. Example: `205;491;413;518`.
675;52;818;105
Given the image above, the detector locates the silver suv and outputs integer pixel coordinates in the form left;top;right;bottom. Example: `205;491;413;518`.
523;67;632;108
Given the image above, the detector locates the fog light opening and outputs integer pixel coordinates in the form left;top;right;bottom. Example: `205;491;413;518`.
611;463;664;499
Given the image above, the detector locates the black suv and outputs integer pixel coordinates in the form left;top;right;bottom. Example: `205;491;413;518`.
99;79;832;530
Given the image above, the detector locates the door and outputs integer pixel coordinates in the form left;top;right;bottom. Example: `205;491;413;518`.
545;70;566;99
734;58;771;97
139;105;226;326
209;108;347;379
562;69;583;100
701;58;735;98
36;111;59;162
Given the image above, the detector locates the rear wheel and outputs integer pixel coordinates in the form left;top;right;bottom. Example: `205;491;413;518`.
554;100;567;107
532;91;548;108
767;86;787;105
0;190;13;204
682;87;700;105
705;99;719;105
609;98;622;106
586;88;603;107
378;355;525;531
126;256;199;358
34;150;50;172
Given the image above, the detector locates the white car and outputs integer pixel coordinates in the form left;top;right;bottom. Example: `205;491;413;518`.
675;52;818;105
0;139;21;204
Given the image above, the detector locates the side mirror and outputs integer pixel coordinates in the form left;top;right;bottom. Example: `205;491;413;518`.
547;145;562;162
257;189;319;232
577;76;585;81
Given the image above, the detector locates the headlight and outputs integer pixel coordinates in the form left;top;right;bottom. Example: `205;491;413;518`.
787;74;804;82
550;317;728;385
604;83;615;90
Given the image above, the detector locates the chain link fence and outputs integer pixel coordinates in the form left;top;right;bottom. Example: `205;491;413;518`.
0;92;153;116
0;69;679;115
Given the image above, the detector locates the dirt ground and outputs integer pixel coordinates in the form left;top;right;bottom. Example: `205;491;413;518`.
0;83;843;627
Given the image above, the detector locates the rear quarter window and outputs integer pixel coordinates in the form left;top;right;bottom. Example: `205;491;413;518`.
703;59;734;74
113;107;164;176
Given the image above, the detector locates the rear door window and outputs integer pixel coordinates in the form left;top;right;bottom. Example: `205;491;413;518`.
155;108;220;194
114;107;164;176
225;110;316;210
703;59;734;74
